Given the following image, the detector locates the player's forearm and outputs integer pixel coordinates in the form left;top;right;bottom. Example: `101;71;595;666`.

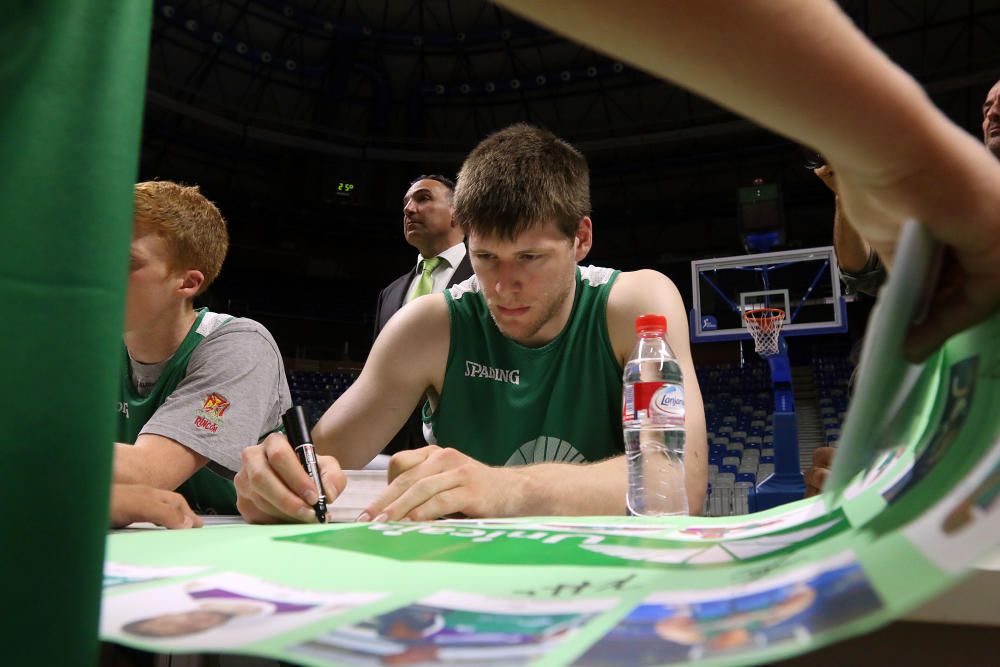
833;201;874;272
112;440;204;490
112;443;149;485
516;456;629;516
310;330;439;470
512;426;708;516
311;416;373;470
686;469;707;518
311;399;399;470
682;423;708;517
496;1;944;178
110;484;201;529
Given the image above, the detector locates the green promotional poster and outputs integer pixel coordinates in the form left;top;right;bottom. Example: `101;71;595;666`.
103;313;1000;666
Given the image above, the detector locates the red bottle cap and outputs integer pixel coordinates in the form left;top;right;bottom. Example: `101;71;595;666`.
635;313;667;334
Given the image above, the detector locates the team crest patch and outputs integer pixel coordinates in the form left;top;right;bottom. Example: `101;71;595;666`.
195;392;230;433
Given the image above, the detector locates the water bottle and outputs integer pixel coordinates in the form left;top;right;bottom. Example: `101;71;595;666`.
622;314;688;516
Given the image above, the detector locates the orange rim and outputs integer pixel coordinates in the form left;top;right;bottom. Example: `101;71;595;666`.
744;307;785;332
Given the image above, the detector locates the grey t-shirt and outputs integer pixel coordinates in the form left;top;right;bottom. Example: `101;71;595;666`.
130;312;291;476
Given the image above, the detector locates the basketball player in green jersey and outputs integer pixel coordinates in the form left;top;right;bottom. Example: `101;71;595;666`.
113;181;290;515
236;124;709;523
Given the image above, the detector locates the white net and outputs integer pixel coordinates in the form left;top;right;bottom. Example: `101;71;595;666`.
744;308;785;357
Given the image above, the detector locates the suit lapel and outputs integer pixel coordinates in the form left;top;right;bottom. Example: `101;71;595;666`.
446;252;474;288
394;264;418;310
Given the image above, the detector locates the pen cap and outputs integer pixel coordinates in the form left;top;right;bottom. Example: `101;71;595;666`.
281;406;311;447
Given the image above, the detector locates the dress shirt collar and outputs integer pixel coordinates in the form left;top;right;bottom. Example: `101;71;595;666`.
417;240;466;271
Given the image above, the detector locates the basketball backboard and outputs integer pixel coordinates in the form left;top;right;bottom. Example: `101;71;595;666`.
690;246;847;342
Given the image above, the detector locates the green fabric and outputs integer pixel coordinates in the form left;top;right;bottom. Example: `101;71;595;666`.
99;252;1000;666
118;309;238;515
0;1;152;664
428;266;624;466
409;256;443;301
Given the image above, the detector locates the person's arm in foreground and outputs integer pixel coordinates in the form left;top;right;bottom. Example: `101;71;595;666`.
113;437;208;490
814;165;871;274
235;295;450;523
496;0;1000;360
804;447;836;498
110;484;202;529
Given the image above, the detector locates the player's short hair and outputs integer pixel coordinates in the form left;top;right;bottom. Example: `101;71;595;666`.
133;180;228;294
454;123;590;242
411;174;456;202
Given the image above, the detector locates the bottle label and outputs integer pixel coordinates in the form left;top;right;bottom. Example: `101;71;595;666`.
625;381;684;423
651;383;684;419
623;384;635;422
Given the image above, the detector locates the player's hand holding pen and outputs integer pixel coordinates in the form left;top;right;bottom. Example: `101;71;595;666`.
234;412;347;524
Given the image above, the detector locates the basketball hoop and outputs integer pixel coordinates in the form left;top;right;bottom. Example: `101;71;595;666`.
744;307;785;357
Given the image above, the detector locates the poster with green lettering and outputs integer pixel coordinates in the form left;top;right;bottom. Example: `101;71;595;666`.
104;310;999;664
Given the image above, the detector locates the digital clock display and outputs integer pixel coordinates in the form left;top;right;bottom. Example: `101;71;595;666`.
336;182;355;196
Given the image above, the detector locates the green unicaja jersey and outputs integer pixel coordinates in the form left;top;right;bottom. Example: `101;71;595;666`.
426;265;625;466
117;309;237;514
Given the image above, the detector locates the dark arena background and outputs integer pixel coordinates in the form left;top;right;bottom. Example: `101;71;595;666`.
147;1;999;352
144;0;1000;509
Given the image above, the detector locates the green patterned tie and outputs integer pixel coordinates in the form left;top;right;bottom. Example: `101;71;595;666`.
409;256;443;301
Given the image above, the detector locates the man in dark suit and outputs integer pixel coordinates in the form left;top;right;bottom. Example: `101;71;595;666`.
374;175;473;455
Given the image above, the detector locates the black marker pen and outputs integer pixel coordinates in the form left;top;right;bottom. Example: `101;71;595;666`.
281;406;328;523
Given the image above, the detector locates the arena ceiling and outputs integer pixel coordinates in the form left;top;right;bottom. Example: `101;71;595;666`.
139;0;1000;356
146;0;1000;152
